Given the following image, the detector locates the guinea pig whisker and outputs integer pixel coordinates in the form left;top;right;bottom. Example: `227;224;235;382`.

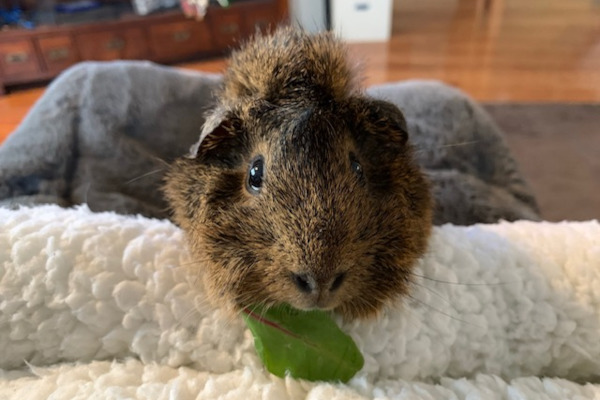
149;155;171;167
407;294;485;330
408;271;514;286
159;205;171;214
171;305;201;332
193;295;211;309
124;168;166;185
120;138;171;167
413;140;480;155
255;303;269;320
438;140;480;149
239;302;269;321
173;260;207;269
172;259;204;288
410;281;457;312
189;271;203;288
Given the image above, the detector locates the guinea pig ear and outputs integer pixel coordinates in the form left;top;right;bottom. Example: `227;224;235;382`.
187;111;243;163
354;98;409;152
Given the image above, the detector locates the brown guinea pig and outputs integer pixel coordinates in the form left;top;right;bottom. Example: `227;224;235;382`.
163;27;433;320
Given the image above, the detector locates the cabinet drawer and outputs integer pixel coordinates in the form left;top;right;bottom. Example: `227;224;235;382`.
37;35;79;73
148;20;213;62
0;39;40;78
76;28;149;61
244;5;278;36
209;9;243;49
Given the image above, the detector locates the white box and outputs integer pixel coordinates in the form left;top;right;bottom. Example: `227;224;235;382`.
330;0;393;42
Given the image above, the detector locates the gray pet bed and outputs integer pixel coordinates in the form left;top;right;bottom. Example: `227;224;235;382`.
0;61;539;225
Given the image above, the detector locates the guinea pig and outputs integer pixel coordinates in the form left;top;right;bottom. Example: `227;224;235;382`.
163;27;433;320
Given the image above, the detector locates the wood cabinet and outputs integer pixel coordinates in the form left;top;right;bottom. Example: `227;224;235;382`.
148;19;213;62
209;7;243;49
76;28;149;61
0;39;40;79
38;35;79;73
0;0;288;94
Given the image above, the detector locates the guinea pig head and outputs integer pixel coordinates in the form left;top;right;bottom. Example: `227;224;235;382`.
165;95;432;320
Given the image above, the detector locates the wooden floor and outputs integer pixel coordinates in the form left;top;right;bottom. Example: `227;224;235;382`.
2;0;600;142
357;0;600;101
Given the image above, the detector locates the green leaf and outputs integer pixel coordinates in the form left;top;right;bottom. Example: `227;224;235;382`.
242;304;364;383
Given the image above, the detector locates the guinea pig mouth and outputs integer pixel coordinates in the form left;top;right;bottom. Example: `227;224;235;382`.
292;302;336;312
288;293;340;312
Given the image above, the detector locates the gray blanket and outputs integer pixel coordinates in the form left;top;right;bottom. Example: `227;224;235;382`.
0;61;539;225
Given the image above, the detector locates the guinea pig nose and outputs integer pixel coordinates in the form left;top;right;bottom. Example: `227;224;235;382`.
292;273;317;293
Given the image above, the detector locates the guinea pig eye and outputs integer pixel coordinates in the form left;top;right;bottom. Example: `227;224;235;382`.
350;153;363;180
247;156;264;193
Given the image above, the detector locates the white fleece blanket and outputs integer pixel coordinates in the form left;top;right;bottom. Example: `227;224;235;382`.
1;205;599;399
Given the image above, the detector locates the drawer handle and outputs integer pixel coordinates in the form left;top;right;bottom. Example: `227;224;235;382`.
5;52;29;64
47;48;70;61
173;30;191;42
220;23;239;35
106;38;126;51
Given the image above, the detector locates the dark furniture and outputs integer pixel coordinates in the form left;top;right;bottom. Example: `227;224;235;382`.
0;0;287;94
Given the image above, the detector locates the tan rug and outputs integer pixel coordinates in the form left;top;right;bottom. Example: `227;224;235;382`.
484;103;600;222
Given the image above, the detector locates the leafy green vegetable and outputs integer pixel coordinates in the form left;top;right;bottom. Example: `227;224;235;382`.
242;304;364;382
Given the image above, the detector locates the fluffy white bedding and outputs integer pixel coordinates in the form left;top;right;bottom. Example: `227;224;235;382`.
1;205;599;399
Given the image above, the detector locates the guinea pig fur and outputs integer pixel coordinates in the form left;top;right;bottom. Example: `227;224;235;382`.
163;27;433;320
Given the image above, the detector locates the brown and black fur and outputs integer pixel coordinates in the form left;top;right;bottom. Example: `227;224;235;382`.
164;27;433;320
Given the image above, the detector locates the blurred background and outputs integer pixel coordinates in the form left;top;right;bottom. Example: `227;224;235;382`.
0;0;598;221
